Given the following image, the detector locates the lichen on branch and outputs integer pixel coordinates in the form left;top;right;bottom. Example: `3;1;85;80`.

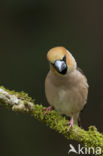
0;86;103;155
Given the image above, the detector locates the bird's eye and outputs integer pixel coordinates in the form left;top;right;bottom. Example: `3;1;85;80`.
62;55;66;62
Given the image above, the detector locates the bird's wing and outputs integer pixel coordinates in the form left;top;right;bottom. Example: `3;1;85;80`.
77;67;84;75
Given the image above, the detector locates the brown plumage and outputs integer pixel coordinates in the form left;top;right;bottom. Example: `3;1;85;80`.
45;47;88;127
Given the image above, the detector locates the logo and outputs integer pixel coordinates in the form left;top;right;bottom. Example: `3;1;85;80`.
68;144;101;155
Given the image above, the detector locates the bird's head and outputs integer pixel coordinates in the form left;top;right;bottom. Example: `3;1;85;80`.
47;47;77;76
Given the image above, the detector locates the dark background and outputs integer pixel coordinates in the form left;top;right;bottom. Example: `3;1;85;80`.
0;1;103;156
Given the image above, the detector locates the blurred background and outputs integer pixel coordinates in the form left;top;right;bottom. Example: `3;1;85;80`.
0;0;103;156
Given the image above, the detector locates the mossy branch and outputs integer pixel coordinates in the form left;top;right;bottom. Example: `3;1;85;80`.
0;86;103;155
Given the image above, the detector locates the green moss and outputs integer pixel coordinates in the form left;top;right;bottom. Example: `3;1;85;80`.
31;104;103;155
16;91;34;103
89;126;97;131
0;86;103;155
0;86;34;103
33;104;68;133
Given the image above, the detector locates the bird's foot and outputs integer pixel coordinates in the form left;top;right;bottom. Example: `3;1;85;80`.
67;116;74;131
44;106;53;115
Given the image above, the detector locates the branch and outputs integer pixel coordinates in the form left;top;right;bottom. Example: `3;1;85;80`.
0;86;103;155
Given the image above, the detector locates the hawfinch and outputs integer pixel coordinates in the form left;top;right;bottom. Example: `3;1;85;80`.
45;47;88;128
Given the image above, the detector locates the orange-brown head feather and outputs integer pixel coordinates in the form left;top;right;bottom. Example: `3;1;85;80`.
47;46;77;75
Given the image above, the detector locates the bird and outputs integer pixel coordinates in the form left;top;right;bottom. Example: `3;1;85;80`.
45;46;88;129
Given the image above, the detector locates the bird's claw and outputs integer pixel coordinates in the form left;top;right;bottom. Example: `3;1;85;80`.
44;106;53;115
67;117;74;131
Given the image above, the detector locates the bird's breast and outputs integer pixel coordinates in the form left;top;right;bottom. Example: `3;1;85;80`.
45;83;84;116
45;70;88;116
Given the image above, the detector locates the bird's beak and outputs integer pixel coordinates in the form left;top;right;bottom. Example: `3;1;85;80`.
53;60;67;75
